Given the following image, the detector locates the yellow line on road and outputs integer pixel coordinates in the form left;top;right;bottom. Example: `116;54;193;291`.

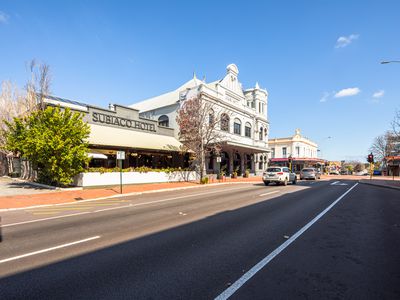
26;203;123;211
28;207;95;213
31;212;61;215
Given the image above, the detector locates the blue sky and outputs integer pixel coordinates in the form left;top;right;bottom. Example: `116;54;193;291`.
1;0;399;161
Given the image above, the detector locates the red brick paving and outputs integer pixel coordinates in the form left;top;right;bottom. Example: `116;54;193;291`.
0;177;262;210
1;175;398;210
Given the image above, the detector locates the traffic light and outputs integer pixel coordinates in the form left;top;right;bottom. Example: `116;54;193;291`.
367;153;374;163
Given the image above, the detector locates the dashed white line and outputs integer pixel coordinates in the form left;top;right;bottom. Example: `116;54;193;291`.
214;183;359;300
2;185;258;227
0;236;101;264
1;212;92;228
258;191;280;197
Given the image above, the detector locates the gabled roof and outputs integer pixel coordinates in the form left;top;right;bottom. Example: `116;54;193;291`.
130;77;202;112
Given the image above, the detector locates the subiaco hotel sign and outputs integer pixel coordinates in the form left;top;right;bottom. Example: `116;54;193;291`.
92;111;156;132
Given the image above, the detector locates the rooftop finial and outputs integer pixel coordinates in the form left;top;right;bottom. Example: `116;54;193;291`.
193;71;197;80
255;82;260;89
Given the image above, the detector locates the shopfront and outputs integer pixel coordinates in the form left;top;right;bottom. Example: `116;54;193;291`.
269;157;325;173
45;96;189;170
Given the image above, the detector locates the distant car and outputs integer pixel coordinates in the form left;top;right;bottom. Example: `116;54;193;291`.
262;166;297;186
355;170;368;176
329;170;340;175
300;168;321;180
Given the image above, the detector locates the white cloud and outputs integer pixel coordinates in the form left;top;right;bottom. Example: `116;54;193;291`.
320;92;330;102
334;87;361;98
335;34;359;48
0;11;9;24
372;90;384;98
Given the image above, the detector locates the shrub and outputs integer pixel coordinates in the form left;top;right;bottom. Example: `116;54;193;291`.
200;176;209;184
5;107;90;186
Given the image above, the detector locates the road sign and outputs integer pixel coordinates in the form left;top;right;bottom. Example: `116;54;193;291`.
116;151;125;160
216;156;222;163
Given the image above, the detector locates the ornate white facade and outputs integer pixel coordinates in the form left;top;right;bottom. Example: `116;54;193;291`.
268;129;318;159
131;64;270;175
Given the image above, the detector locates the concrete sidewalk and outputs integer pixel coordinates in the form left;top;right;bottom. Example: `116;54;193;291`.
359;178;400;191
0;177;262;210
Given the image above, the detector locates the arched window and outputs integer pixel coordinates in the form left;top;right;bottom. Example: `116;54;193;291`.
233;118;242;135
158;115;169;127
245;122;252;138
208;109;214;126
264;128;268;137
259;127;263;140
221;113;230;132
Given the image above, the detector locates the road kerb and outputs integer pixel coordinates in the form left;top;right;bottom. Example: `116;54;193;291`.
358;180;400;191
0;181;259;212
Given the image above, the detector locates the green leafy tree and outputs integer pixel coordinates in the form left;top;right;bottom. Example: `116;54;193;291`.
5;106;90;186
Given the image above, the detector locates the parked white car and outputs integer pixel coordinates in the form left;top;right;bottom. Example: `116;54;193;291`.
262;166;297;186
354;170;369;176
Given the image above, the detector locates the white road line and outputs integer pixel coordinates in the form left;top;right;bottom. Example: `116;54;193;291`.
331;181;340;185
0;181;256;212
0;236;100;264
258;191;279;197
214;183;359;300
94;186;253;212
2;185;257;227
1;212;91;228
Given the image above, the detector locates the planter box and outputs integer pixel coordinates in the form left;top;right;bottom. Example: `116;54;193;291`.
74;171;198;187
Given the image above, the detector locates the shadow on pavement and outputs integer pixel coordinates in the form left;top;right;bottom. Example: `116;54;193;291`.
2;179;394;299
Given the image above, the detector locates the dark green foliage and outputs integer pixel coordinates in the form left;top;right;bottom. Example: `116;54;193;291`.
4;107;90;186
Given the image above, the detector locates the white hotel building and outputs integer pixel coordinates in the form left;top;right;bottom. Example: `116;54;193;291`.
131;64;270;175
268;129;324;172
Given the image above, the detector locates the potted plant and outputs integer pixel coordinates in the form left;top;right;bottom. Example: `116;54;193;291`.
243;169;250;178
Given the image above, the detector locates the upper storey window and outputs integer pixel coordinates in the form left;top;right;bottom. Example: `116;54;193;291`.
245;122;252;138
208;109;214;126
221;113;230;132
158;115;169;127
233;118;242;135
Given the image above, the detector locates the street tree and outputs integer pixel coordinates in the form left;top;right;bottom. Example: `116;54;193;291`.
0;60;51;174
25;59;51;111
5;107;90;186
354;162;365;172
176;96;226;182
392;109;400;139
369;131;396;162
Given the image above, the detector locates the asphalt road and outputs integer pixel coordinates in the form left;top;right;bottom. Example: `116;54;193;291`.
0;179;399;299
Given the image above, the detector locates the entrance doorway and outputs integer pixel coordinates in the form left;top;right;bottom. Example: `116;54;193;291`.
233;152;241;175
220;152;230;175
